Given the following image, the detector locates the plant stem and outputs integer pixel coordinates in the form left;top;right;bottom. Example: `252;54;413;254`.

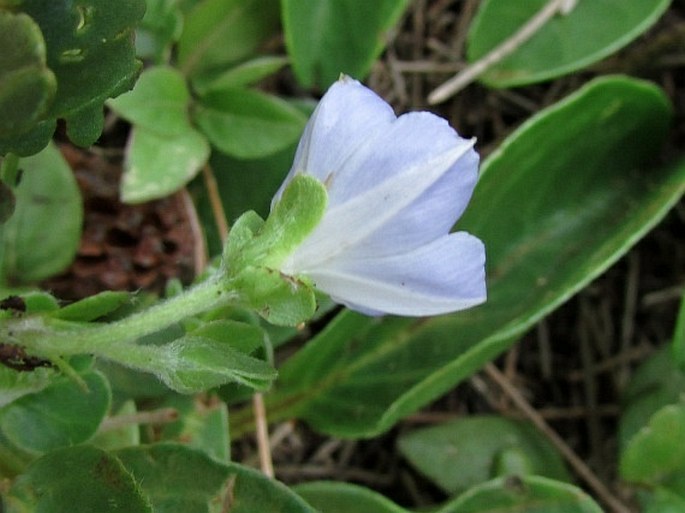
0;153;20;186
13;273;238;363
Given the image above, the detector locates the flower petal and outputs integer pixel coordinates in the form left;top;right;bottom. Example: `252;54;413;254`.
272;77;395;205
321;111;477;209
343;132;479;259
281;137;475;273
304;232;486;316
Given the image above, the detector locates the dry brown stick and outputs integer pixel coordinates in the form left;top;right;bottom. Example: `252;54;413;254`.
201;163;274;478
428;0;578;104
484;363;633;513
253;392;275;478
202;163;230;241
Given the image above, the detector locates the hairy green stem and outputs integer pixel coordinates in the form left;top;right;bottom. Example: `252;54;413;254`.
7;274;238;365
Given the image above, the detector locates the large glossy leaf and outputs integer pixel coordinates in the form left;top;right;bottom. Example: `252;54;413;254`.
4;445;151;513
0;369;111;453
0;142;82;285
438;476;602;513
295;481;408;513
250;76;684;438
467;0;670;87
398;416;569;494
282;0;411;89
2;0;145;152
116;444;318;513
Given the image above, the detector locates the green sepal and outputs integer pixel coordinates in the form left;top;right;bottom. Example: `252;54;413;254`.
246;174;327;269
222;210;265;267
220;175;327;326
232;266;316;326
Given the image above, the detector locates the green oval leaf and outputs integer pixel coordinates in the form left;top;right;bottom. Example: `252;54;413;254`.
55;291;131;322
295;481;408;513
194;55;289;95
121;125;210;204
263;76;684;438
0;11;56;139
193;87;307;159
467;0;670;87
0;370;111;453
282;0;410;89
439;476;603;513
0;142;82;285
107;66;191;136
5;445;151;513
398;416;569;494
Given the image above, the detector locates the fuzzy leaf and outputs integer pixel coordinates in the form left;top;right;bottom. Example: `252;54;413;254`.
121;125;210;203
5;445;151;513
0;370;111;453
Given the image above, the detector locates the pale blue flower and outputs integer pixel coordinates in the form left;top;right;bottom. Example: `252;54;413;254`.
274;76;486;316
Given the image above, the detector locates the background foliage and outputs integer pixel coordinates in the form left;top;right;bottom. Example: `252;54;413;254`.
1;0;684;512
